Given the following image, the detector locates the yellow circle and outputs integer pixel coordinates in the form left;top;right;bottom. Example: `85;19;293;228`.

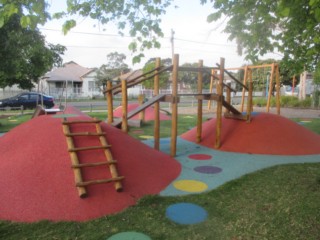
173;180;208;193
139;135;154;139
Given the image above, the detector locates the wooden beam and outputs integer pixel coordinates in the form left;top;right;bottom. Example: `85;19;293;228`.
208;69;215;110
121;79;128;133
62;124;87;198
170;54;179;157
217;63;248;90
215;57;224;148
196;60;203;143
154;58;161;151
106;81;113;124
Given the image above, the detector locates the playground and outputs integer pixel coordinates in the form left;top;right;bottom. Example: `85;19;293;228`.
0;55;319;239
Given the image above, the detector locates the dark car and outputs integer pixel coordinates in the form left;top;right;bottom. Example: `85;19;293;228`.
0;92;55;110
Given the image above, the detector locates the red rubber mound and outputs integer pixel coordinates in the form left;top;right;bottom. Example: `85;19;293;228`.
0;107;180;222
181;113;320;155
113;103;171;121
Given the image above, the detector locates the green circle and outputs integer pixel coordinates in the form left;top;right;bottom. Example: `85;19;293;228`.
107;231;151;240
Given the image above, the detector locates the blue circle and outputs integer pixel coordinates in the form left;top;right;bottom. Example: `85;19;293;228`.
166;203;208;225
241;112;260;116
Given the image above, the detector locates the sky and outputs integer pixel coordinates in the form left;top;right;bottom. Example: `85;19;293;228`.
39;1;277;70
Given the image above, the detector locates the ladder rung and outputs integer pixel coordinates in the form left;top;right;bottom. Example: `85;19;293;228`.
65;132;106;137
71;160;117;168
68;145;111;152
62;119;101;125
76;176;124;187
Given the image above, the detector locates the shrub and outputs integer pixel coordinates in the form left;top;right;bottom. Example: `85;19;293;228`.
253;97;268;107
253;96;312;108
313;90;320;107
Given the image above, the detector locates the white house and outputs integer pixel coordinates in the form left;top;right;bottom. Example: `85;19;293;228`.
40;61;102;99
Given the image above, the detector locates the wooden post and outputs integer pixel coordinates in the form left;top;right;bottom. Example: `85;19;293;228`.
196;60;203;143
138;94;145;121
275;64;281;115
246;77;253;123
208;69;215;110
225;82;231;114
266;63;275;112
170;54;179;157
215;57;224;148
121;79;128;133
154;57;161;150
106;81;113;124
240;66;248;112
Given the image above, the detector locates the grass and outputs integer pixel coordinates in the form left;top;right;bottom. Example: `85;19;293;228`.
0;111;319;239
292;118;320;134
0;114;32;132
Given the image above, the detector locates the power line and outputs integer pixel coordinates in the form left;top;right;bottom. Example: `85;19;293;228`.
40;27;131;38
40;27;237;48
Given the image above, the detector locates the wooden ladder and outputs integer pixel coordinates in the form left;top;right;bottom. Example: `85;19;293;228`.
62;118;124;198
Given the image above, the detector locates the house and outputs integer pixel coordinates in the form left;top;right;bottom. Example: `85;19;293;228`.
40;62;101;99
115;69;146;98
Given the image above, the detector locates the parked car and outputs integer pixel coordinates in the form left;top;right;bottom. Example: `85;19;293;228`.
281;85;299;97
0;92;55;110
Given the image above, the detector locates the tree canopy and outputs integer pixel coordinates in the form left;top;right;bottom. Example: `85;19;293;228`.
142;58;171;89
202;0;320;75
0;14;65;89
95;52;130;88
0;0;173;64
2;0;320;76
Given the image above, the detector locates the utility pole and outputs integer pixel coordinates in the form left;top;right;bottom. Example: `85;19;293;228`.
170;29;175;63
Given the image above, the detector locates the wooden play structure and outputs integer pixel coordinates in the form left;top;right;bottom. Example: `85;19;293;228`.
225;63;281;114
62;118;124;198
104;54;280;157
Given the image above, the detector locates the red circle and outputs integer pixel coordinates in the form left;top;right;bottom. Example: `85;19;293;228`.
188;154;212;160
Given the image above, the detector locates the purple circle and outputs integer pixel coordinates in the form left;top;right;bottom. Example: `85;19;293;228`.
194;166;222;174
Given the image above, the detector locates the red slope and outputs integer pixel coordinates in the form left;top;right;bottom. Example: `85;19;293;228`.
0;107;180;222
181;113;320;155
113;103;171;121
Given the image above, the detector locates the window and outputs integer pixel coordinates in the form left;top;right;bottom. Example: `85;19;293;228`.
88;81;96;92
29;94;39;100
18;94;28;100
55;82;65;88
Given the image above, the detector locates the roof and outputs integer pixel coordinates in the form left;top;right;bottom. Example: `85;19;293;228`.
44;62;95;82
116;69;143;82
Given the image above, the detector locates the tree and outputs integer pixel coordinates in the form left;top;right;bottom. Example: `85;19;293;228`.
0;1;49;29
179;62;211;92
141;58;171;89
56;1;174;64
0;0;174;64
3;0;320;76
0;14;65;89
95;52;130;88
202;0;320;76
